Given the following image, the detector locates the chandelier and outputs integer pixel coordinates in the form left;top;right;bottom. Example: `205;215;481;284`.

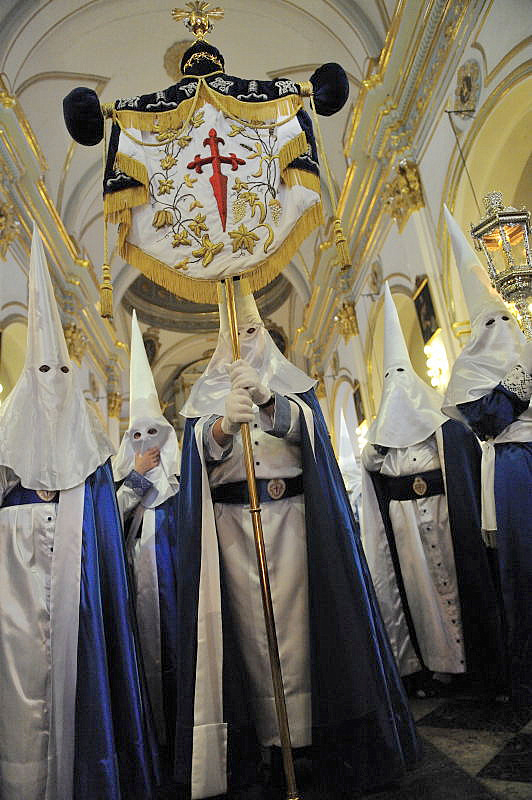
470;192;532;339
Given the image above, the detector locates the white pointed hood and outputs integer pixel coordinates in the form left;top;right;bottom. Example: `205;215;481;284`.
181;280;316;418
366;282;446;447
338;413;361;497
442;206;527;420
113;310;180;507
0;223;114;490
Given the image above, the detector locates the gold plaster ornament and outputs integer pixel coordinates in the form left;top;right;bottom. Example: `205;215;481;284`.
0;200;19;260
383;159;424;232
63;322;88;366
334;300;359;343
171;2;224;41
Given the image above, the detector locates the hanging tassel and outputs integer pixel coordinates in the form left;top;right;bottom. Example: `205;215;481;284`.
99;109;113;319
100;262;113;318
308;92;352;272
333;218;351;270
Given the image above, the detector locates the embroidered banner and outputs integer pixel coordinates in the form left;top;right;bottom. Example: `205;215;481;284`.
104;76;323;302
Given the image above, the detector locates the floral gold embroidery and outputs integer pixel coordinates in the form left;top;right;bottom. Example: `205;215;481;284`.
188;213;208;237
229;224;260;255
158;178;174;195
191;111;205;128
184;173;197;188
189;199;204;211
268;197;282;225
160;154;177;170
192;234;224;267
152;209;174;229
228;123;245;137
175;257;189;270
172;230;192;247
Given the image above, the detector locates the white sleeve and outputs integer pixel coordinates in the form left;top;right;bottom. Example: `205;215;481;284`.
0;466;19;504
260;393;301;443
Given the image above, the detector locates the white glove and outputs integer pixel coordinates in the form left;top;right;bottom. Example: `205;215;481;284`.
227;359;272;406
220;388;255;435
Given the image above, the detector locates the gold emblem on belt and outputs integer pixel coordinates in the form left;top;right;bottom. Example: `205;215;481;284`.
36;490;58;502
267;478;286;500
412;476;428;497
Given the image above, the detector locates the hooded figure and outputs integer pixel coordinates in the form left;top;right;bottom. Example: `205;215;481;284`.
113;310;181;754
175;280;419;799
337;412;362;523
0;225;157;800
442;206;532;704
361;283;504;695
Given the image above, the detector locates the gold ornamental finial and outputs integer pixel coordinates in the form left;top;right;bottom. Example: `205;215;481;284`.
171;2;224;40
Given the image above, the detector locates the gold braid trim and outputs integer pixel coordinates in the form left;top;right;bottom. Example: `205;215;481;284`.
114;83;303;131
278;131;308;175
117;202;323;303
103;185;149;218
282;168;321;194
114;152;149;186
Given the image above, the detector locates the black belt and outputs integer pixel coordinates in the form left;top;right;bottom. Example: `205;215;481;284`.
211;475;303;504
382;468;444;501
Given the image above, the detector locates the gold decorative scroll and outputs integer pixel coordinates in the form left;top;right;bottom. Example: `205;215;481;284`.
383;159;424;232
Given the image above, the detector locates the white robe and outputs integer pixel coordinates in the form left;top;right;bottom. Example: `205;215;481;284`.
0;467;84;800
202;397;312;748
117;477;166;744
362;434;466;676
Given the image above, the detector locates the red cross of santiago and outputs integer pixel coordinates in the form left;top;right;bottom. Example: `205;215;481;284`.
187;128;245;231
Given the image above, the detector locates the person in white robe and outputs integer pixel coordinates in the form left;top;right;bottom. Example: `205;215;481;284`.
113;309;181;753
0;224;157;800
175;280;420;799
362;282;504;696
442;206;532;704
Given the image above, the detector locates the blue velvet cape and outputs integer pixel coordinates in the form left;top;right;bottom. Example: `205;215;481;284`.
174;390;420;795
460;384;532;704
368;419;505;689
73;461;158;798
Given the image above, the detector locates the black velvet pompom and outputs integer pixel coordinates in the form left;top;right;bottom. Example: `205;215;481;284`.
63;87;104;146
180;41;225;76
310;63;349;116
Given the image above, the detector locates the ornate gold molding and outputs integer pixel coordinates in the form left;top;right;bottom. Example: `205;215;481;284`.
0;199;19;259
334;300;358;343
107;391;122;419
63;322;88;365
383;159;424;231
452;320;471;343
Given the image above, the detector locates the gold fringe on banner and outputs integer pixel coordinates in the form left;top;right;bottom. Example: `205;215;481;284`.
114;152;149;187
103;185;149;219
278;131;308;175
113;82;303;132
118;201;323;303
282;168;321;194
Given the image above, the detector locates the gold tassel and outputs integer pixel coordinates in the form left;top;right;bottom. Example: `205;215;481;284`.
333;218;351;270
308;92;352;272
100;262;113;319
100;118;113;319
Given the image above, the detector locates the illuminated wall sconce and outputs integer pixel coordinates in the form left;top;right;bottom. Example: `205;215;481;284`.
424;330;450;391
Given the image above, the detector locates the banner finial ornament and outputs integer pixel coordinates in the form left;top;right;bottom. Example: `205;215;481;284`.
171;2;224;41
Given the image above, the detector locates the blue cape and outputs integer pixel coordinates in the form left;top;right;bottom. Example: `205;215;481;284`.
174;390;420;794
74;460;158;798
460;385;532;703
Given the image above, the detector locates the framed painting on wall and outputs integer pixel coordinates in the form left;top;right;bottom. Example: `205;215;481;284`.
413;275;440;344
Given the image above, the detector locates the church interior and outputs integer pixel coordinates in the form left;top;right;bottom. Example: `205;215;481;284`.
0;1;531;799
